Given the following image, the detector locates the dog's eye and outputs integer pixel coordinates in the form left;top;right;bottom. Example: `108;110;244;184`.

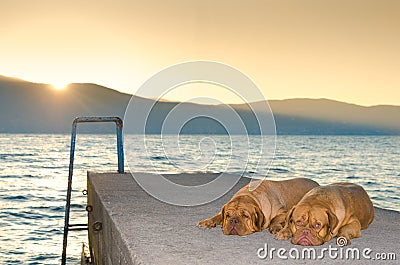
242;213;249;219
225;213;230;218
314;222;321;229
296;220;303;227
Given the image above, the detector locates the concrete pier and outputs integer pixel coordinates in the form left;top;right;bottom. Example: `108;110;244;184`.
87;172;399;264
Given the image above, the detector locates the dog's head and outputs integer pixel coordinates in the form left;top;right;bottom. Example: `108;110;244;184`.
286;205;338;246
221;195;265;236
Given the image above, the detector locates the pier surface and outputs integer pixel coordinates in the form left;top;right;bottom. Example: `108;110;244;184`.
87;172;399;265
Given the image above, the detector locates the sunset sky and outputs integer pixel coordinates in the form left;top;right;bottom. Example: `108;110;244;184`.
1;0;399;105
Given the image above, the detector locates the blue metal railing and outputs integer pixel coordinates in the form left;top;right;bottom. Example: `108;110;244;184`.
61;116;124;265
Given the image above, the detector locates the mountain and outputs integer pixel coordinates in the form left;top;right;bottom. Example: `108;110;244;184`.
240;99;400;135
0;76;130;133
0;75;399;134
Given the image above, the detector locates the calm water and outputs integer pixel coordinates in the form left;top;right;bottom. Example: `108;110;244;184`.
0;134;399;264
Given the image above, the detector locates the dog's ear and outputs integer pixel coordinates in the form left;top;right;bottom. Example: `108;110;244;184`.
277;206;296;238
254;206;265;231
285;206;296;225
325;209;339;240
220;205;226;228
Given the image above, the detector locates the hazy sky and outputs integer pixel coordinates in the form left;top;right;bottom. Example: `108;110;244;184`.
1;0;399;105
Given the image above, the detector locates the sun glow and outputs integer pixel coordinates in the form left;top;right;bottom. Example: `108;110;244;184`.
51;82;69;90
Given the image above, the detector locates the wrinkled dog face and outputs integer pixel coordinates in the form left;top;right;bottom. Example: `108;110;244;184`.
221;196;264;236
288;206;338;246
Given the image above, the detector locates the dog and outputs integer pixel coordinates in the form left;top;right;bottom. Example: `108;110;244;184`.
275;182;374;246
197;178;319;236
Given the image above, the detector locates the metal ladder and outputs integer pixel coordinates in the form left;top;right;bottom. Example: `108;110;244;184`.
61;116;124;265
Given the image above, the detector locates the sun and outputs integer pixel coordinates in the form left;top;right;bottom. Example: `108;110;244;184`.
52;82;69;90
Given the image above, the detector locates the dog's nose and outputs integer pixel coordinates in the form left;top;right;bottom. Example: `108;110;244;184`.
230;218;239;225
302;229;311;236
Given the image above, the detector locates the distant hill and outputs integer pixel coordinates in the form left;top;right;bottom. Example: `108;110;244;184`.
240;99;400;135
0;75;399;135
0;76;130;133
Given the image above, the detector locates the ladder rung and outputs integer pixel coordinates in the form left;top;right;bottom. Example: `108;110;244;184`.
68;223;88;231
69;223;88;227
69;227;88;231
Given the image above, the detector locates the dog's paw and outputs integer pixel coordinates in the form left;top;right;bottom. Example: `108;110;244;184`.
275;228;291;240
197;218;217;228
269;224;283;234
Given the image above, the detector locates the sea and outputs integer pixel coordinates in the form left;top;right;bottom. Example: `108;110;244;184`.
0;134;399;264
